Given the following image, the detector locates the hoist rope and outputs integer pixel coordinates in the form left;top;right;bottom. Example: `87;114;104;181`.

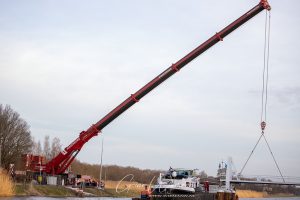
261;11;285;183
239;133;263;176
262;135;286;182
239;11;285;183
239;11;270;176
264;10;271;121
261;10;269;122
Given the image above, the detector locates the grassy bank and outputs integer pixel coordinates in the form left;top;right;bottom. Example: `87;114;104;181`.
82;180;142;198
13;180;142;197
82;188;139;198
15;184;77;196
0;169;14;196
11;181;298;198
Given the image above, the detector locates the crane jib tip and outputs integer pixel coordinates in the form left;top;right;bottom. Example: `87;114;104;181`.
260;0;271;11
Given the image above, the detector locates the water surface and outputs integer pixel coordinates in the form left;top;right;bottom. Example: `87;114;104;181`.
1;197;300;200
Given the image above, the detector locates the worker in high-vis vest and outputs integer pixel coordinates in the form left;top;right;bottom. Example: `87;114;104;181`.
141;185;151;199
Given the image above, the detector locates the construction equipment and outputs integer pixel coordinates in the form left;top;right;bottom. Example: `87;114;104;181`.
38;0;271;174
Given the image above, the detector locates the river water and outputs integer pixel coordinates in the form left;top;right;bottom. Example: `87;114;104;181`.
0;197;300;200
243;199;300;200
0;198;131;200
242;199;300;200
0;198;130;200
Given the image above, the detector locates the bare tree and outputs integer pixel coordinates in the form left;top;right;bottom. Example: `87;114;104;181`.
51;137;62;159
36;140;42;155
31;137;43;155
30;136;36;154
0;104;32;169
31;135;62;159
199;170;208;178
43;135;51;160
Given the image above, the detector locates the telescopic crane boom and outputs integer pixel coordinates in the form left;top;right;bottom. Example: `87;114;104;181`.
45;0;271;174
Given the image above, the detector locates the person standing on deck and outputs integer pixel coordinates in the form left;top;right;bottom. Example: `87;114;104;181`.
141;185;151;199
204;180;209;192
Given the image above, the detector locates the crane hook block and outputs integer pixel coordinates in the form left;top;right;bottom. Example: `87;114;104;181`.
261;121;266;131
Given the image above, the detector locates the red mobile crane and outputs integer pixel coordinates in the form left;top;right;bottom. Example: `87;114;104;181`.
39;0;271;175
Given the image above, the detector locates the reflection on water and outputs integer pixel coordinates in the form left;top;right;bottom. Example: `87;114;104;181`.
0;198;131;200
242;198;300;200
0;197;300;200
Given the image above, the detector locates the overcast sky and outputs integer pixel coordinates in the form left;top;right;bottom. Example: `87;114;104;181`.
1;0;299;178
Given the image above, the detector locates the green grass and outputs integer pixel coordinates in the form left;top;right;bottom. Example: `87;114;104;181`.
14;184;29;195
34;185;77;196
15;184;77;196
83;187;140;198
14;183;140;198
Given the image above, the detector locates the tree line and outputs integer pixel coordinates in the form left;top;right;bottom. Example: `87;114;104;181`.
31;135;62;162
0;104;161;183
235;183;300;195
71;159;161;184
0;104;210;185
0;104;32;169
0;104;62;168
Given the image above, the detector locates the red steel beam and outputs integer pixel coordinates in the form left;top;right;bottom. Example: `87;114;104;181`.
46;0;270;174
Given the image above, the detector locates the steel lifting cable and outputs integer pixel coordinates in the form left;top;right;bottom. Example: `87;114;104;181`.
239;10;270;177
262;135;286;182
261;10;269;124
261;11;285;182
239;134;264;176
240;11;285;182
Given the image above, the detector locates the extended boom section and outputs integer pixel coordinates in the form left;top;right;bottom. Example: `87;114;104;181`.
46;0;271;174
